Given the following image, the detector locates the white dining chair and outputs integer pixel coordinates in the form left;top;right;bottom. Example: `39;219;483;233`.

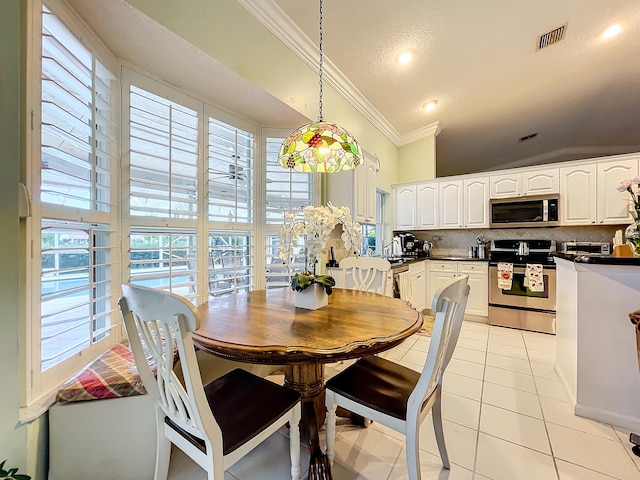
325;275;470;479
338;256;392;295
118;283;302;480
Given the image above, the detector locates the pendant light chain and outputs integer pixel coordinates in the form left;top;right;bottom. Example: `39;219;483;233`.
277;0;363;173
318;0;324;121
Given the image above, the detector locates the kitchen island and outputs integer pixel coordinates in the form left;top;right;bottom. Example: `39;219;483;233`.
553;253;640;430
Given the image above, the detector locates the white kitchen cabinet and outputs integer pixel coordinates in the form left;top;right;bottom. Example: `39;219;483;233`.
490;168;558;198
428;260;488;317
439;179;463;229
408;261;426;312
463;177;489;228
385;270;394;298
457;262;489;316
489;173;522;198
522;168;559;195
428;261;457;308
596;157;639;224
560;163;597;225
395;184;416;229
365;160;377;223
327;154;377;225
416;181;438;229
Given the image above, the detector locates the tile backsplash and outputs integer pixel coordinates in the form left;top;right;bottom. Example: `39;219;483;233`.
403;225;624;257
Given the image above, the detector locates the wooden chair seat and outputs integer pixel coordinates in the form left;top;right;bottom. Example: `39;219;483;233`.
119;283;302;480
165;368;301;456
325;275;470;480
326;355;419;420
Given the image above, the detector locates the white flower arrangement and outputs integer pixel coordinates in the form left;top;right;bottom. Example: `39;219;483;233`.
617;176;640;220
278;203;362;290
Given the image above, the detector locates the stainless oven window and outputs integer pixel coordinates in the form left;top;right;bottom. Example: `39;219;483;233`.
491;200;546;224
489;266;556;312
498;271;549;298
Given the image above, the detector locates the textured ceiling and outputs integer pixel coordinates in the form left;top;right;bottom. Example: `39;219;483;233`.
270;0;640;176
64;0;640;178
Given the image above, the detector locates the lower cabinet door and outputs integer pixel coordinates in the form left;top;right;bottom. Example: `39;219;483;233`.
428;272;456;307
466;273;488;316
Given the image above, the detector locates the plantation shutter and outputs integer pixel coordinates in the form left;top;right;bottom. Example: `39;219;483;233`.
207;118;254;223
129;85;199;219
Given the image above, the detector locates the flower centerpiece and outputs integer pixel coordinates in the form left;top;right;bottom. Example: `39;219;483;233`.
617;176;640;256
279;203;363;309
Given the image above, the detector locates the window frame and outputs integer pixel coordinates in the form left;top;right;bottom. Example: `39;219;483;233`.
23;0;121;420
23;2;321;422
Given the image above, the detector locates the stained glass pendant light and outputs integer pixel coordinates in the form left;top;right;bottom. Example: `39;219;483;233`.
278;0;364;173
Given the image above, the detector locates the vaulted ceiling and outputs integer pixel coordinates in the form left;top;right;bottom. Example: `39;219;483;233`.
65;0;640;177
263;0;640;176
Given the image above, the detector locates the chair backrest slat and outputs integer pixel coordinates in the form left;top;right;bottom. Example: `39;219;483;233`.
119;283;223;451
408;275;470;415
338;256;391;295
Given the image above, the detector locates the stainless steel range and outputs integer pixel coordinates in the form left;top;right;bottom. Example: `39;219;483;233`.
488;239;557;334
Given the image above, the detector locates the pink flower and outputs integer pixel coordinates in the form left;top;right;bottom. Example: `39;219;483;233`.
633;175;640;184
617;179;632;192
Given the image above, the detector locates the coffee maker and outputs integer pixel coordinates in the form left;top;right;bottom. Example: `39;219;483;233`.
396;232;426;258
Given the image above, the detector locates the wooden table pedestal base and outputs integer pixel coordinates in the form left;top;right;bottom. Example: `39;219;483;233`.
284;363;332;479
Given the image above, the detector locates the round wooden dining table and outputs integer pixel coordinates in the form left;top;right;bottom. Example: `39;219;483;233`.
192;287;423;479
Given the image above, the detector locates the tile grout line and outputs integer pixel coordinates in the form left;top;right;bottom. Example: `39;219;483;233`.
524;333;561;480
469;326;489;480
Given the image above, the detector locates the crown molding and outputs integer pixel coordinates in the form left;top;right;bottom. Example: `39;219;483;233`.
238;0;424;146
398;121;441;146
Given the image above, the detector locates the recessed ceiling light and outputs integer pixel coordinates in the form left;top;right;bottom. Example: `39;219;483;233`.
422;100;438;111
396;49;414;65
602;24;622;38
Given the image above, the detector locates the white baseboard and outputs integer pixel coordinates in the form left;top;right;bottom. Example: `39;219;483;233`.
574;403;640;432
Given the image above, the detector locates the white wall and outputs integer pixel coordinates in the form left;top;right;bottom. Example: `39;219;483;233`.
0;0;30;475
397;135;437;183
125;0;401;191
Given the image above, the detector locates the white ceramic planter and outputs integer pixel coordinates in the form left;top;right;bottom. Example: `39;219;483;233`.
294;283;328;310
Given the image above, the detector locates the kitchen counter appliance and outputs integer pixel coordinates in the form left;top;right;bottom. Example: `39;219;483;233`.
488;239;557;334
560;241;610;255
395;232;427;259
489;194;560;228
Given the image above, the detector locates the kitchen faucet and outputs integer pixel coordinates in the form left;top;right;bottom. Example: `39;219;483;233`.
381;238;400;258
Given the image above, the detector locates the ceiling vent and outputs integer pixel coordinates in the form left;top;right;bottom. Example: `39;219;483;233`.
536;24;567;50
519;133;538;142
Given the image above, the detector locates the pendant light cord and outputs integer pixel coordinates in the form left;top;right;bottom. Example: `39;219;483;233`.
318;0;324;122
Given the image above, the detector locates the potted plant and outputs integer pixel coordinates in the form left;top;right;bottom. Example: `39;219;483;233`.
0;461;31;480
279;203;362;309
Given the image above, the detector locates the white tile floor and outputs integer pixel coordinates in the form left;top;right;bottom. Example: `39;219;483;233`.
167;322;640;480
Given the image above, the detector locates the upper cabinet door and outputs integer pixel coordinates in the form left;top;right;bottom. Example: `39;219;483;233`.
522;168;559;195
328;155;377;225
560;164;597;225
489;173;522;198
416;181;438;229
463;177;489;228
353;157;376;224
353;162;367;224
365;161;377;224
395;185;416;230
439;179;463;229
597;157;639;224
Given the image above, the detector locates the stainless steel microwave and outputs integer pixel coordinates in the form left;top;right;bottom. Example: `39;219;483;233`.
489;194;560;228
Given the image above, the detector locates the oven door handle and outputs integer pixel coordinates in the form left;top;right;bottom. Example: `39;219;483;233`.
491;266;527;275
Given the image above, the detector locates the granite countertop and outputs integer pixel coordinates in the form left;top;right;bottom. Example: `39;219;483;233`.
427;256;489;262
386;256;489;269
552;251;640;266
